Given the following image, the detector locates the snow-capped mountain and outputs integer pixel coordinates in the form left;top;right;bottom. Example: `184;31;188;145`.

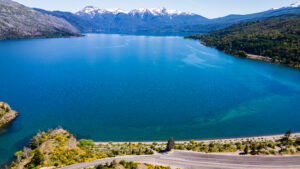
35;2;300;34
77;6;128;16
77;6;195;18
288;2;300;8
128;8;194;16
270;2;300;10
75;6;207;33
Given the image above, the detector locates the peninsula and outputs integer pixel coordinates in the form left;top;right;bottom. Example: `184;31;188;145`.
0;102;18;128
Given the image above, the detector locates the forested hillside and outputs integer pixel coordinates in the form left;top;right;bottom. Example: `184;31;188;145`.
187;15;300;68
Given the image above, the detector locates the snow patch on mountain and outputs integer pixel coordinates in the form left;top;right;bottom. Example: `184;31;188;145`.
78;6;128;16
77;6;195;17
288;2;300;7
129;8;194;16
270;2;300;10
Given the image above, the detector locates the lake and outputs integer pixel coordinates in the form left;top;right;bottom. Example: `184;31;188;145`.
0;34;300;165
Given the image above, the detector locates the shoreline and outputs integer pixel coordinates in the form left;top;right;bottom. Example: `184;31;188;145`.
246;54;272;62
187;38;300;70
95;132;300;145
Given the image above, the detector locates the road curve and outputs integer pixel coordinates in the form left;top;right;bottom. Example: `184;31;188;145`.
60;150;300;169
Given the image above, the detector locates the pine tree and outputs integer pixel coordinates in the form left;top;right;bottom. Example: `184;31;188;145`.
166;137;175;152
244;145;249;154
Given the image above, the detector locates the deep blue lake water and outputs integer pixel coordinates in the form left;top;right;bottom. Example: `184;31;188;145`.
1;34;300;165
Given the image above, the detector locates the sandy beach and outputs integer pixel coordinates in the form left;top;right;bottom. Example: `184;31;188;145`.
95;133;300;145
247;54;273;62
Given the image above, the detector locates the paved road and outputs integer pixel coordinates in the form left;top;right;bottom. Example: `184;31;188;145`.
60;150;300;169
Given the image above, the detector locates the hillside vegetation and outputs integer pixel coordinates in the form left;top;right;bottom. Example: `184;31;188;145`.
0;102;18;128
187;15;300;68
182;6;300;33
9;128;300;168
0;0;79;40
173;131;300;155
92;160;171;169
9;128;154;169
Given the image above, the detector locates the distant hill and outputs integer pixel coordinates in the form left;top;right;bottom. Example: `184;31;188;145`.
0;0;79;40
187;14;300;68
182;4;300;33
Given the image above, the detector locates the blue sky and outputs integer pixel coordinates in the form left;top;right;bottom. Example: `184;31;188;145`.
15;0;298;18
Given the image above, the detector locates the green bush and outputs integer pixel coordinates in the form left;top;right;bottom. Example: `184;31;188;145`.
78;139;95;148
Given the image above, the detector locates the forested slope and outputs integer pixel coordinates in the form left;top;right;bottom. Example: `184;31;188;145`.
187;14;300;68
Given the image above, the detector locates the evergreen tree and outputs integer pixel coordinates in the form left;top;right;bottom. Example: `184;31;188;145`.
283;130;292;147
166;137;175;152
285;130;292;140
243;145;249;154
31;149;44;166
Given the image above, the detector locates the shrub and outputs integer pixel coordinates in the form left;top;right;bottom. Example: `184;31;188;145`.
190;139;195;144
78;139;95;148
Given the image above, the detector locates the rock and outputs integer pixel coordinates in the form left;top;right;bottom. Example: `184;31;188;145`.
0;102;18;128
115;165;126;169
0;102;11;112
136;164;148;169
40;167;56;169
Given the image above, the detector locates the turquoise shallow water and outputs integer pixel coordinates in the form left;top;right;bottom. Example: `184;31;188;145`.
0;34;300;165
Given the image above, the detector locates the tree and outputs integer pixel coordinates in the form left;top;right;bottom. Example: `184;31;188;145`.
243;145;249;154
23;147;31;158
285;130;292;140
283;130;292;147
250;143;258;155
31;149;44;166
166;137;175;152
30;137;40;149
14;151;24;163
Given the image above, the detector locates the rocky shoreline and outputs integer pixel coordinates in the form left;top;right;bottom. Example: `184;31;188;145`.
0;102;18;128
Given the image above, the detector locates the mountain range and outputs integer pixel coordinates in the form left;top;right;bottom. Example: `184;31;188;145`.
35;6;208;34
1;0;300;40
35;2;300;35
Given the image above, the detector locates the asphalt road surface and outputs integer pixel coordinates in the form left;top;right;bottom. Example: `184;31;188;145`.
60;150;300;169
